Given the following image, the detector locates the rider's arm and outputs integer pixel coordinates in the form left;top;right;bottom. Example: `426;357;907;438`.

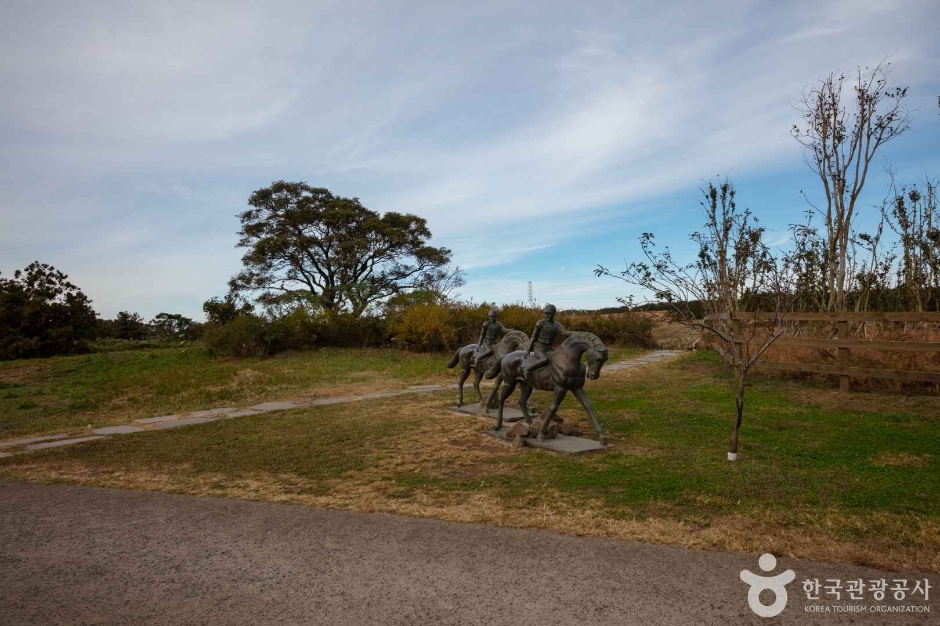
525;321;542;356
476;321;487;347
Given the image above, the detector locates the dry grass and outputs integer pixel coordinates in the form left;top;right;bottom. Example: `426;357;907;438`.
3;351;938;573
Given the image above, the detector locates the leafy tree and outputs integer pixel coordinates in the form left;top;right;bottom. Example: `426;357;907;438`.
0;262;98;360
203;295;254;325
151;312;195;339
230;181;456;317
113;311;148;340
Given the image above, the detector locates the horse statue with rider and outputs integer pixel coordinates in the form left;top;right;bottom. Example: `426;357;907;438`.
481;303;610;444
446;308;529;409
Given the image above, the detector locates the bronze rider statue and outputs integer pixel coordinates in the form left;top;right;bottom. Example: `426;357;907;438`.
471;308;507;368
521;304;566;378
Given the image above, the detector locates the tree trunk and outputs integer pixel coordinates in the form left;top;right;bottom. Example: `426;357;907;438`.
727;379;745;462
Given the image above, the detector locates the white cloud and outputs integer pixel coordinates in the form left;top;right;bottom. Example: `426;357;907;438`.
1;0;938;317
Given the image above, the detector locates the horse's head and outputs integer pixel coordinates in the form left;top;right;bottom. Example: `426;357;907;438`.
585;347;609;380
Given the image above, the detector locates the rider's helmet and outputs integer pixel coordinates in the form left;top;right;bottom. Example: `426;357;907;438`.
542;304;557;316
488;308;498;318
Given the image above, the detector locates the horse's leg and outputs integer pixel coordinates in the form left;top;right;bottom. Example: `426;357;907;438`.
573;387;606;445
519;383;534;424
538;387;568;441
483;373;502;414
457;366;470;406
473;369;485;406
494;379;517;431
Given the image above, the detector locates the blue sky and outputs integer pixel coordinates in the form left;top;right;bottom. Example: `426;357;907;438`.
2;0;938;319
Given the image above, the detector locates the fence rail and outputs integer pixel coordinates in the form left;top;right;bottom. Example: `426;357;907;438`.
707;311;940;391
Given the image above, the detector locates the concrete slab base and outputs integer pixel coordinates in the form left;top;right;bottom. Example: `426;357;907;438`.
0;451;12;458
449;403;524;423
93;425;144;435
486;429;610;455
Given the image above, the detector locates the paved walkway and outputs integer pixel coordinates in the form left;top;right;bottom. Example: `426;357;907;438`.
0;480;933;625
0;350;684;457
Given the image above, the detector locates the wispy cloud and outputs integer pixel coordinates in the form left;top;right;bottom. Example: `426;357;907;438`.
1;0;938;317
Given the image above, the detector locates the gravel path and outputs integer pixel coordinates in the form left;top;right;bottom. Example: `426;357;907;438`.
0;480;934;625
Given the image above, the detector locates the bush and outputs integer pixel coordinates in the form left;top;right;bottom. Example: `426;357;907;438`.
388;303;457;351
309;313;386;348
564;312;656;348
203;315;269;357
202;309;318;357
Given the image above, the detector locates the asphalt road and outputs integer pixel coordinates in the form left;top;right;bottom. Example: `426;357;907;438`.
0;480;935;625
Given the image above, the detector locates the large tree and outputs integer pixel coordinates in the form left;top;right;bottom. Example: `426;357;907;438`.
230;181;458;317
0;262;98;360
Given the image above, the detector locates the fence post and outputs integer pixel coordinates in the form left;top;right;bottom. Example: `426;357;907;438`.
837;319;850;392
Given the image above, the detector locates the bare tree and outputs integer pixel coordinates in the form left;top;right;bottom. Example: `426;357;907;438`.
884;177;940;312
597;180;790;461
791;60;910;312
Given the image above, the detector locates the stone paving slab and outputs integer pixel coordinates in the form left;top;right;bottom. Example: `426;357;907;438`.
250;402;299;411
0;451;12;458
225;409;265;418
358;391;408;400
407;384;445;391
189;408;236;418
486;429;610;454
153;417;219;429
134;415;178;424
449;403;524;422
93;425;144;435
0;433;71;449
26;436;106;450
307;396;353;406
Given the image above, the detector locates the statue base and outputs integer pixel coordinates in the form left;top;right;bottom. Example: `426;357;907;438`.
486;429;611;455
449;403;524;423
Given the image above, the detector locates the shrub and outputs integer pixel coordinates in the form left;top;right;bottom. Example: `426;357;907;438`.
203;315;269;357
388;303;457;351
565;312;656;348
309;313;386;347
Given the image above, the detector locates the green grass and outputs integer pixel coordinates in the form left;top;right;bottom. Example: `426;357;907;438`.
0;346;455;438
5;347;934;568
0;345;644;440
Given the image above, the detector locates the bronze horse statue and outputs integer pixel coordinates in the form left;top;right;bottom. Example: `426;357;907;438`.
485;331;609;443
446;329;529;408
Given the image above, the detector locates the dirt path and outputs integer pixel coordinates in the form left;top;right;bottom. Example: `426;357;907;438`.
1;480;934;625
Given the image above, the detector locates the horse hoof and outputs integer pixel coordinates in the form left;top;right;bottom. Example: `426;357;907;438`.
599;436;608;446
537;435;545;442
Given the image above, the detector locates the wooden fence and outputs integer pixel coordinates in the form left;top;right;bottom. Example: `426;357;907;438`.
711;312;940;391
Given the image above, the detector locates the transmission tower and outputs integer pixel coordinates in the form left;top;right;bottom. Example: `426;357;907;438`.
527;281;535;308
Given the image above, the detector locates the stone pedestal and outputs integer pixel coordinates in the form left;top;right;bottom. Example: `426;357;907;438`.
448;403;524;423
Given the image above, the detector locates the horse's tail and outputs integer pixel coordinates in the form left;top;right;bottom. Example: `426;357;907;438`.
446;350;461;369
484;355;503;379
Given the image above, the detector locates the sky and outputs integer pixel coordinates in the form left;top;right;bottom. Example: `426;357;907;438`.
1;0;939;320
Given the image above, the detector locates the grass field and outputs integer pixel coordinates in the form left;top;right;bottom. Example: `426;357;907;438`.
2;349;938;572
0;346;641;440
0;347;469;439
